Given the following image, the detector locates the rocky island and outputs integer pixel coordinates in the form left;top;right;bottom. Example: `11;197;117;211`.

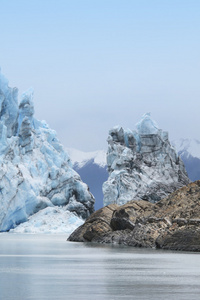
68;115;200;251
68;180;200;251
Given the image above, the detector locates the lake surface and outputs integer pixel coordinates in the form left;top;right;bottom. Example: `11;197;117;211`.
0;234;200;300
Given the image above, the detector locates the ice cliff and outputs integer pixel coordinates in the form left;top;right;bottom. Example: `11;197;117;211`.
0;69;94;232
103;113;190;206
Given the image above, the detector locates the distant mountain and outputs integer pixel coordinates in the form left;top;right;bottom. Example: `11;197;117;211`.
67;138;200;211
172;139;200;181
66;148;108;210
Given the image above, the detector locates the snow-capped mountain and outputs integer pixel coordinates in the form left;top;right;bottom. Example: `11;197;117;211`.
67;148;107;210
0;69;94;233
67;148;107;169
103;113;190;206
66;137;200;211
172;138;200;159
172;138;200;181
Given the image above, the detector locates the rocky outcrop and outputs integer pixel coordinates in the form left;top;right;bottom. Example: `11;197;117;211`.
68;181;200;252
0;69;95;231
68;204;118;242
103;113;190;206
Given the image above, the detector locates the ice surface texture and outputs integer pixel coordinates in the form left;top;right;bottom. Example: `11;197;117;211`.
103;113;190;206
10;206;84;235
0;69;94;232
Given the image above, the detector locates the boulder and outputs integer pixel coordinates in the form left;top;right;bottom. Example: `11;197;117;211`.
68;181;200;252
68;204;118;242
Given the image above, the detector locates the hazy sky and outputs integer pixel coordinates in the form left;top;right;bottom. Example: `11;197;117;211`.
1;0;200;151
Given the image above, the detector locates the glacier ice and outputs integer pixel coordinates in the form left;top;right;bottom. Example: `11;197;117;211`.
10;206;84;236
103;113;190;206
0;69;94;232
136;112;159;135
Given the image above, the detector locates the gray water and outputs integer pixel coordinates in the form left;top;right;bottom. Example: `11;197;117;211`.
0;234;200;300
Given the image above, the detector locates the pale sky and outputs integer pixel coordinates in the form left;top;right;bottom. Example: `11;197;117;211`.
1;0;200;151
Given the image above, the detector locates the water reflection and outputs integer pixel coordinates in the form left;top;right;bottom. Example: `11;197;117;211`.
0;234;200;299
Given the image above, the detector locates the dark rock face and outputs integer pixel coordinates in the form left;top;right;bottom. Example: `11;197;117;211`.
68;204;118;242
68;181;200;252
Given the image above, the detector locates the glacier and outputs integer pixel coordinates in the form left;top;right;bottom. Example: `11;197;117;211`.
0;69;94;232
10;206;84;235
103;113;190;206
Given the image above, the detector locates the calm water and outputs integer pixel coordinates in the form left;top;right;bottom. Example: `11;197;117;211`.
0;234;200;300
